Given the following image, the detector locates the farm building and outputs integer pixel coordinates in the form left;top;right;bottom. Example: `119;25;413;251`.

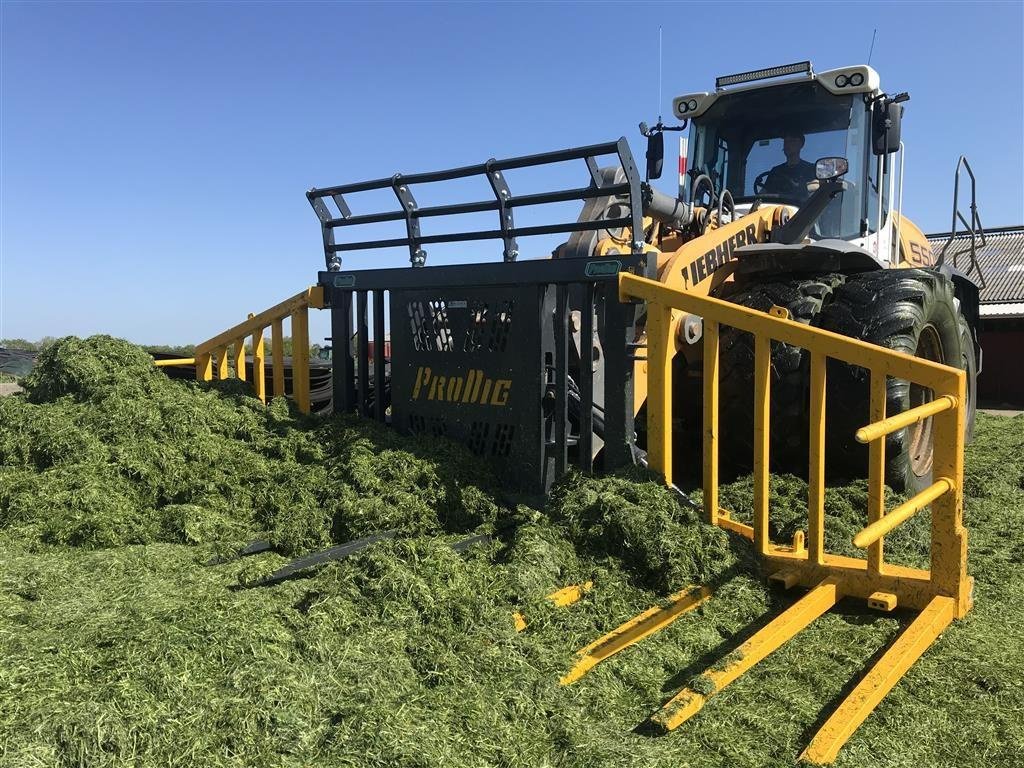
928;225;1024;406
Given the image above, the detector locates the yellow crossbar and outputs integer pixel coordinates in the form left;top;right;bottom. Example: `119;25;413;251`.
853;477;954;549
801;595;956;764
153;357;195;367
856;395;958;443
560;586;711;685
650;578;840;732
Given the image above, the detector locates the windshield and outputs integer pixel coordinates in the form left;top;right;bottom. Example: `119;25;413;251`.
687;80;868;239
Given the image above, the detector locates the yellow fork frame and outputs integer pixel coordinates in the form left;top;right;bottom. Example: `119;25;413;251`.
619;272;971;764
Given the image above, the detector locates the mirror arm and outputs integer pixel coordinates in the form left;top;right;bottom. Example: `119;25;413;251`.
770;178;844;244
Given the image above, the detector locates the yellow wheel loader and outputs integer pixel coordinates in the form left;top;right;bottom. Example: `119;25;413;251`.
559;60;981;493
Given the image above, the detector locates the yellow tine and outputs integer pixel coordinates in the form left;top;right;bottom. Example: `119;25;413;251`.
800;596;955;765
548;581;593;608
650;577;840;732
560;586;711;686
513;582;593;633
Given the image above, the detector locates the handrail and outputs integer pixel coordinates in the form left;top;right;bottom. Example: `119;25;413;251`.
938;155;987;288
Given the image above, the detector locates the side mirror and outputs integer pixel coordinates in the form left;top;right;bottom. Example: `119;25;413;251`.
873;101;903;155
646;131;664;181
815;157;849;180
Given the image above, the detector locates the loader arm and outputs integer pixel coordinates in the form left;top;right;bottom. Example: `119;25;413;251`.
628;205;789;414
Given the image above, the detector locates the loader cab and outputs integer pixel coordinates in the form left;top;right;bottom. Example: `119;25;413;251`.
674;63;904;261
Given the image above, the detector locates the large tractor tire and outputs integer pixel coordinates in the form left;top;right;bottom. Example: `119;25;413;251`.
715;274;846;477
816;269;975;493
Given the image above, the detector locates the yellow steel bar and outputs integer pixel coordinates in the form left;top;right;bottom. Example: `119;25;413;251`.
560;586;712;686
154;357;196;367
856;395;957;444
233;338;246;382
854;478;954;549
867;372;886;574
930;370;971;616
618;274;960;394
801;595;956;764
195;352;213;382
292;307;311;414
753;333;771;556
216;347;229;380
252;323;266;404
703;319;720;526
194;286;324;356
716;510;754;540
650;577;840;732
646;302;675;486
271;318;285;398
808;352;826;565
513;581;593;633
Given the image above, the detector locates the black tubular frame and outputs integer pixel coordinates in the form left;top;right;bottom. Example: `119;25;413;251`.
307;137;645;268
313;137;653;492
938;155;987;288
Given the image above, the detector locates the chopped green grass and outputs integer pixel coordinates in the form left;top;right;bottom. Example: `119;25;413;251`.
0;336;1021;767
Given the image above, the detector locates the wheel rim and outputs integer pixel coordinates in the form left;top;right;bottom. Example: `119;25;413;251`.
908;325;942;478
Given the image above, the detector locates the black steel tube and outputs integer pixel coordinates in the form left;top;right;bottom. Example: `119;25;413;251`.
579;282;595;472
373;290;386;423
329;217;634;253
555;284;569;475
356;291;369;417
310;141;622;199
331;290;354;414
326;184;632;230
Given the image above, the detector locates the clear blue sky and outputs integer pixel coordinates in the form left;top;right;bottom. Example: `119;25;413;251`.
2;1;1022;345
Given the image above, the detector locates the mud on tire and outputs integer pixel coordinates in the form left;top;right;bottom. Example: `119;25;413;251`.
815;268;971;493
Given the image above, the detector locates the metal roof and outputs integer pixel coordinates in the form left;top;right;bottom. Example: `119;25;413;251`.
927;225;1024;305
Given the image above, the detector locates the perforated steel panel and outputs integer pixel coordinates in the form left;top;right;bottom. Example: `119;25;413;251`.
390;284;553;493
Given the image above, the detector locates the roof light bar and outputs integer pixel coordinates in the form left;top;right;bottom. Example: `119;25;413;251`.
715;61;812;90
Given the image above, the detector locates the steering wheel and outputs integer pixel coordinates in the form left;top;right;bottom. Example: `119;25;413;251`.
753;170;772;196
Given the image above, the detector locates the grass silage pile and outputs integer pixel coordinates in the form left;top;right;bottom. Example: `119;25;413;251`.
1;336;1021;767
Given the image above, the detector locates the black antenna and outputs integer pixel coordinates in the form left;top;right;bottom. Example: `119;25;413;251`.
658;26;663;122
867;28;878;65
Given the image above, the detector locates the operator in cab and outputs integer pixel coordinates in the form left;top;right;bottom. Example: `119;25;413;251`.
762;134;816;199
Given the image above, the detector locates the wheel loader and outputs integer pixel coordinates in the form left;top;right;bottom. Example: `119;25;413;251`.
311;59;981;498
